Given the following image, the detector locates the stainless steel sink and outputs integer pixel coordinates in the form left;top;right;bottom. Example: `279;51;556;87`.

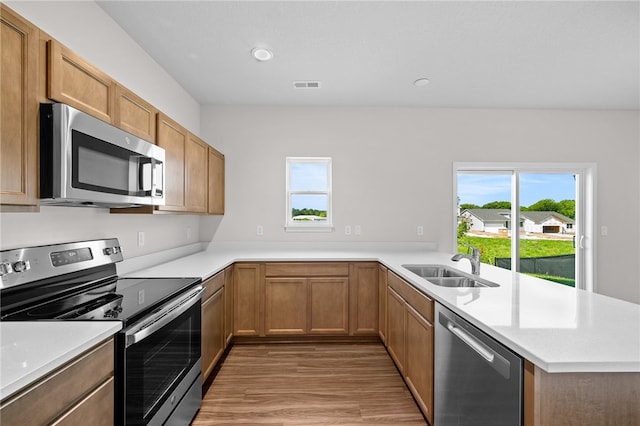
402;264;499;288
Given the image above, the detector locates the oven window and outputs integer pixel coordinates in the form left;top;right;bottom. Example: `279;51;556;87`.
125;302;201;423
72;129;147;196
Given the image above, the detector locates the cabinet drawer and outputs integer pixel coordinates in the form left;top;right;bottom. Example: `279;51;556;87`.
51;377;114;426
0;338;114;426
265;262;349;277
388;272;433;322
203;271;224;302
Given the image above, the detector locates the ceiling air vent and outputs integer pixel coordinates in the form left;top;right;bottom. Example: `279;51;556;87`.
293;81;321;89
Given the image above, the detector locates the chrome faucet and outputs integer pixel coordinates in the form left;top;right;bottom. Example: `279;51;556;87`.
451;244;481;275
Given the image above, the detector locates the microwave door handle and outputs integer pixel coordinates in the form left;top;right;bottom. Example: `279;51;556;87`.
138;159;152;194
151;159;163;198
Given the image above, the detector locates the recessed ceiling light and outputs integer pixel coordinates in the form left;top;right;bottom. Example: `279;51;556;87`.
251;47;273;62
413;78;430;87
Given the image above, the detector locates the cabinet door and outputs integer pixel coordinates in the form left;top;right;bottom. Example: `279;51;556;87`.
378;264;388;344
349;263;379;335
156;113;187;211
208;147;225;214
185;133;208;213
224;266;234;346
0;338;114;426
0;4;38;207
233;263;262;336
264;278;308;335
47;39;115;123
308;278;349;335
114;85;157;143
201;287;224;380
386;287;406;374
405;304;434;425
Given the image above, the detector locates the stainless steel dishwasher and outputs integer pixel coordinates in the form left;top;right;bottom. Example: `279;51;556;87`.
434;303;523;426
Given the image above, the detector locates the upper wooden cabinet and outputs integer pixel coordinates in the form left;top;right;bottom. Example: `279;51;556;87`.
208;146;225;214
1;7;224;213
0;4;39;208
186;133;208;213
157;113;188;211
47;39;116;124
114;85;157;143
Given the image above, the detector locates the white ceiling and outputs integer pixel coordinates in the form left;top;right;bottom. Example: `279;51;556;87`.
97;1;640;110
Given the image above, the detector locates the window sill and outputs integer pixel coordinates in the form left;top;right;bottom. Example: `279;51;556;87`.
284;225;334;233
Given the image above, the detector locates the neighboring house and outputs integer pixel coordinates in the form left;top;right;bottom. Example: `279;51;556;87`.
520;211;575;234
460;209;575;234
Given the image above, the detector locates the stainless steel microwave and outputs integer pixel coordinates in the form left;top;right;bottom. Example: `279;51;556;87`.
40;103;165;208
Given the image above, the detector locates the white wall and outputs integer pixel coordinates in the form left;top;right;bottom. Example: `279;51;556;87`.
200;106;640;304
0;1;202;258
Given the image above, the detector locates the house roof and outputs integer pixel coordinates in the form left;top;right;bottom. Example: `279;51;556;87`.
521;211;574;224
461;209;574;224
462;209;511;222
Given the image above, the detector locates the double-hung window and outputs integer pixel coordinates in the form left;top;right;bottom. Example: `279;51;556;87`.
285;157;333;232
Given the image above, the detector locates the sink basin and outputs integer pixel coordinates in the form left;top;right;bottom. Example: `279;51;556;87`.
401;264;499;288
402;264;467;278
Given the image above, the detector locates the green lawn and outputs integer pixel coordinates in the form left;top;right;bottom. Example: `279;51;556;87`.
458;235;576;287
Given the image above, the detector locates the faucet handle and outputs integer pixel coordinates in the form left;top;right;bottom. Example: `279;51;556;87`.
464;243;480;258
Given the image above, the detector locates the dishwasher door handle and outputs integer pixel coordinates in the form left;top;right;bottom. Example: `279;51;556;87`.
447;322;512;379
447;323;494;362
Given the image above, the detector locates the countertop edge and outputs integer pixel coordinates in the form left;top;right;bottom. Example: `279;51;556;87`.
0;321;122;401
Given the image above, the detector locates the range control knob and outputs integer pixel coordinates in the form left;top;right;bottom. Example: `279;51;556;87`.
0;262;13;276
12;260;30;273
104;306;123;318
103;247;113;255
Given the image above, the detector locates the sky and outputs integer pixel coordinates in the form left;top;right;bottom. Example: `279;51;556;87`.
457;173;576;207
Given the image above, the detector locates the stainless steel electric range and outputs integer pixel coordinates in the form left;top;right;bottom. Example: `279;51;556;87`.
0;238;204;426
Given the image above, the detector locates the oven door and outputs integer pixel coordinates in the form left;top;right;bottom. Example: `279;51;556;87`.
117;286;204;426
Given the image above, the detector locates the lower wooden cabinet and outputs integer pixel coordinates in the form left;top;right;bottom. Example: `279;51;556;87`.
0;338;115;426
265;277;308;335
223;266;234;346
308;277;349;335
386;286;406;373
264;263;350;336
405;304;434;425
385;271;434;424
233;263;263;336
201;271;225;380
378;264;388;344
233;262;376;339
349;262;379;336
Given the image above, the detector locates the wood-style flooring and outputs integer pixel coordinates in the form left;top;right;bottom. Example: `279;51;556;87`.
191;343;427;425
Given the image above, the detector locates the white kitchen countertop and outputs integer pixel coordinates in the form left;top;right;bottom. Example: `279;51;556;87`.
124;241;640;374
0;321;121;400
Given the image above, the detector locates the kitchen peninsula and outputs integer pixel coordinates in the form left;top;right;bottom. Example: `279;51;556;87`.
124;241;640;426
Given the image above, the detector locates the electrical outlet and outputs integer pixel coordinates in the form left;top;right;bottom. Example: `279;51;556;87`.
345;225;352;235
186;227;192;240
257;225;264;236
601;225;608;236
137;231;145;247
355;225;362;235
417;226;424;236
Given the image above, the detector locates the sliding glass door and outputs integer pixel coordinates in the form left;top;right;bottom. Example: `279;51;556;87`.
455;163;595;291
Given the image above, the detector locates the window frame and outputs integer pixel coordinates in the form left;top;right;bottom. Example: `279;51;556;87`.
285;157;334;232
453;162;597;292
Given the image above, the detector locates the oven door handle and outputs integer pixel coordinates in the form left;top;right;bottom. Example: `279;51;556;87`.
125;285;204;348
